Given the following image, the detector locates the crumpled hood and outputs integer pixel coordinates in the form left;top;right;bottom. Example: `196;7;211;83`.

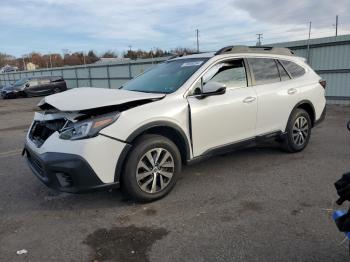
38;87;165;111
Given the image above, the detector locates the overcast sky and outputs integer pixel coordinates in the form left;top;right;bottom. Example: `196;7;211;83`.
0;0;349;57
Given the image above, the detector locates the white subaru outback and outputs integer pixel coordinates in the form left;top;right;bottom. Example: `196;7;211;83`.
24;46;326;201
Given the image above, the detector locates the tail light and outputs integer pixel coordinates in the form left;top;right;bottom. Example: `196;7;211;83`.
319;80;326;89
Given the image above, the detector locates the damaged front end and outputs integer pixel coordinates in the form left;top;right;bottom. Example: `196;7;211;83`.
27;87;165;147
29;111;120;147
29;96;163;147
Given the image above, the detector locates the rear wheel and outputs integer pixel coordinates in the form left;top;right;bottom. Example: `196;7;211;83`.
282;108;312;152
122;134;181;202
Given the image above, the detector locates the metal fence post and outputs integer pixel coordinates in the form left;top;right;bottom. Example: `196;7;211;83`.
88;66;92;87
74;68;78;88
128;62;132;80
107;65;111;88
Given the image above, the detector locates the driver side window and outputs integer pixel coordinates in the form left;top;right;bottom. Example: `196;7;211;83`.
190;59;247;95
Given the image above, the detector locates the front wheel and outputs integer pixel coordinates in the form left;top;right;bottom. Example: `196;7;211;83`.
53;87;61;94
122;134;182;202
282;108;312;153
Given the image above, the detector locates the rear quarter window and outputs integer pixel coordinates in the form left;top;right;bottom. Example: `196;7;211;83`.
276;60;291;81
279;60;305;78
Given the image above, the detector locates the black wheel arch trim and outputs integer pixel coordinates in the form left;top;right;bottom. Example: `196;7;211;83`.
114;121;192;182
288;100;317;127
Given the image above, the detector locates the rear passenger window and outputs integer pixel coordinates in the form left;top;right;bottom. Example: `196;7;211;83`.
276;61;291;81
279;60;305;78
248;58;280;85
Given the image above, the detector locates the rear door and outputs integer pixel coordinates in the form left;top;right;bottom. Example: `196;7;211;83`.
187;58;257;157
248;58;301;135
27;78;51;96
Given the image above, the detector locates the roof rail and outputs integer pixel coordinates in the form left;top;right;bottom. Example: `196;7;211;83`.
215;45;294;56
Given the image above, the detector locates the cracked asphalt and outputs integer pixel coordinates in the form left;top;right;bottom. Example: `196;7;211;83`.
0;97;349;261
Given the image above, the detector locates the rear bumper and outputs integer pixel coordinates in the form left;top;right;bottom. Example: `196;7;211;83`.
314;105;326;126
24;144;120;193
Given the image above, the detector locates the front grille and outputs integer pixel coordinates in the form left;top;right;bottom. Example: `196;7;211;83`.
29;120;66;147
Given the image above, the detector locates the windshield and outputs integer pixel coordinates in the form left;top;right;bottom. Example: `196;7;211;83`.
121;58;207;94
13;78;27;86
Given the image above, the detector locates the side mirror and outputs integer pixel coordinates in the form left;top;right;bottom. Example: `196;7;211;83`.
25;83;30;88
200;81;226;98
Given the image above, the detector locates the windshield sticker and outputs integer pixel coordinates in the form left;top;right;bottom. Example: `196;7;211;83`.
181;61;204;67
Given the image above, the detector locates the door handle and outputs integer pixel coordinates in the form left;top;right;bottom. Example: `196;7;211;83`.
287;88;297;95
243;96;256;103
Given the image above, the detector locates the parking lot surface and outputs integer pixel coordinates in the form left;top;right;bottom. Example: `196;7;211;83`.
0;97;349;262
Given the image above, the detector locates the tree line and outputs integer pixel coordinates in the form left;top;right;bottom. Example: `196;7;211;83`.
0;47;196;70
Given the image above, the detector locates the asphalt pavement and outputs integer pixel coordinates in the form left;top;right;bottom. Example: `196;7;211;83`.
0;97;349;261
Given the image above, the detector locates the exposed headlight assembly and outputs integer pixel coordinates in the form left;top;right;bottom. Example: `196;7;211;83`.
59;112;120;140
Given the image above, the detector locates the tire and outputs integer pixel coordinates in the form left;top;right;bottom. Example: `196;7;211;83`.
282;108;312;153
53;87;61;94
122;134;182;202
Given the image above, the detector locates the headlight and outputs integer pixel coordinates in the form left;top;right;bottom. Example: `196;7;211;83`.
59;113;120;140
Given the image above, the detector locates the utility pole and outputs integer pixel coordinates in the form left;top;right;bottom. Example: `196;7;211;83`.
196;29;199;53
256;33;263;46
307;21;312;63
335;15;339;37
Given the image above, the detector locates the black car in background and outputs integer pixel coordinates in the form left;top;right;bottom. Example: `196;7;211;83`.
1;76;67;99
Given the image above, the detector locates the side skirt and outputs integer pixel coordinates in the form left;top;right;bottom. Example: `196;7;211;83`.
186;131;286;165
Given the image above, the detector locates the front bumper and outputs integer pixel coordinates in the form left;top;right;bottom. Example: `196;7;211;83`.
1;90;18;98
24;145;120;193
24;129;130;193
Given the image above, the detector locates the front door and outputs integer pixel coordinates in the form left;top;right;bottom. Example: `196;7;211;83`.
187;58;257;157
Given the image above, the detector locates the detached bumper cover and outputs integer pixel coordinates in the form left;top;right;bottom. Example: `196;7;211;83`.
24;145;120;193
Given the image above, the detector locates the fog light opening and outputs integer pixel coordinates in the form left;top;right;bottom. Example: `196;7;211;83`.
56;172;73;188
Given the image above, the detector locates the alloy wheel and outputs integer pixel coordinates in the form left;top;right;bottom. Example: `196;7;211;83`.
136;148;175;194
292;116;309;146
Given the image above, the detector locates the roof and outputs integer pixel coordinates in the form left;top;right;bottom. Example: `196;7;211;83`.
214;45;294;56
170;52;215;60
170;45;295;60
